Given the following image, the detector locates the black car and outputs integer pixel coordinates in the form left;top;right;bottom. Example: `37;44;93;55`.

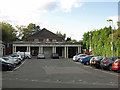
51;53;59;59
90;57;103;68
100;57;120;71
0;59;14;71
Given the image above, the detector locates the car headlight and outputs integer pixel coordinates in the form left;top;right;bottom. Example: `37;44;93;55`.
7;63;12;66
7;64;10;66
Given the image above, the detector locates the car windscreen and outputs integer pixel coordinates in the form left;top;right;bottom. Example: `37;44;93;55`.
2;58;9;61
114;60;119;63
102;57;108;61
80;55;86;57
0;59;6;63
39;54;44;55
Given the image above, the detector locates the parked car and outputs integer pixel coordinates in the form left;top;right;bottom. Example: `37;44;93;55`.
90;56;103;68
10;54;23;61
14;52;31;59
3;56;20;65
0;58;15;71
37;53;45;59
13;52;25;60
2;57;16;67
24;52;32;59
9;55;21;65
73;54;87;62
51;53;59;59
79;55;94;65
100;57;120;71
112;59;120;72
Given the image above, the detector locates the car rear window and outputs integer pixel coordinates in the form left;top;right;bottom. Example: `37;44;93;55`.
115;60;119;63
80;55;86;57
39;53;44;55
2;58;9;61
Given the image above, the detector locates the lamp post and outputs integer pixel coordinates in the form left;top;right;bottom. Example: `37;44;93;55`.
89;33;91;55
107;19;113;57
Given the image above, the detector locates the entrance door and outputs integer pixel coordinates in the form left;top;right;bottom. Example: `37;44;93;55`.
44;47;52;58
31;47;39;56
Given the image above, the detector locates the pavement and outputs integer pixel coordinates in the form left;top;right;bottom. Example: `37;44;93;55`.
1;58;119;89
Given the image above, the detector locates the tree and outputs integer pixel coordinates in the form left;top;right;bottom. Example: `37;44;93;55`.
56;31;66;39
70;39;77;42
83;25;120;57
117;22;120;28
66;37;71;42
0;22;17;43
17;23;41;40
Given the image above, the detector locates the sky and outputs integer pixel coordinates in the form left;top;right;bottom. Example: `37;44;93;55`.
0;0;119;41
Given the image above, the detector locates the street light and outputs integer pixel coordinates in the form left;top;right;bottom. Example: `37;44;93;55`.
107;19;113;57
89;33;91;54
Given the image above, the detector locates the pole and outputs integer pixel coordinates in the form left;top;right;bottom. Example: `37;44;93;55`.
107;19;113;57
89;33;91;54
111;21;113;57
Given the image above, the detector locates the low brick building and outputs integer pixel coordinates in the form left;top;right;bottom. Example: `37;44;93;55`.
0;40;5;57
13;28;83;58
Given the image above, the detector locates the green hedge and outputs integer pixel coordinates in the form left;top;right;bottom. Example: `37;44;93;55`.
83;26;120;57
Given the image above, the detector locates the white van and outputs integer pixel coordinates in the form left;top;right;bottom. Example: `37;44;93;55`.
24;52;31;59
14;51;31;59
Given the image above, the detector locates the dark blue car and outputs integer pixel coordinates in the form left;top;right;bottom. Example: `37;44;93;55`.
79;55;94;65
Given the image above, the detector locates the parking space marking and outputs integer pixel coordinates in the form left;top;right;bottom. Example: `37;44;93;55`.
94;69;119;76
13;59;27;71
73;61;119;77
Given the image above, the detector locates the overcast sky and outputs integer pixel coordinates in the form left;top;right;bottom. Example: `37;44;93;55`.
0;0;119;41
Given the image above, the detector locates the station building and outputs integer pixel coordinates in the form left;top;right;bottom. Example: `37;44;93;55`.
0;40;5;57
13;28;83;58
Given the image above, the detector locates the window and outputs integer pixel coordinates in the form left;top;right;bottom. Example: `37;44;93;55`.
43;39;50;42
46;39;49;42
52;39;57;42
34;39;39;42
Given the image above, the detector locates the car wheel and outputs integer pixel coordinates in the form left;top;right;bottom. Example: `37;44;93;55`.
117;69;120;73
86;62;89;65
101;66;104;70
13;64;16;68
108;66;112;71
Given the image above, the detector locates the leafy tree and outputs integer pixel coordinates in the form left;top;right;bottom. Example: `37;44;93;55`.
0;22;17;43
70;39;77;42
117;22;120;28
56;31;66;39
17;23;41;40
66;37;71;42
82;26;120;57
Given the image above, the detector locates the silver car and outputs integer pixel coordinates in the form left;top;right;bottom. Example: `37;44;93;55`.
8;56;21;65
37;53;45;59
9;55;21;65
73;54;88;62
1;57;16;68
10;54;23;61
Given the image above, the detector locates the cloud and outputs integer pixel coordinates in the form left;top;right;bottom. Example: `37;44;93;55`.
37;0;83;13
0;0;83;26
60;0;83;12
38;1;60;12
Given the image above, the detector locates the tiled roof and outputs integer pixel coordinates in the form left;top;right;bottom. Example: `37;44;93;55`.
27;28;64;39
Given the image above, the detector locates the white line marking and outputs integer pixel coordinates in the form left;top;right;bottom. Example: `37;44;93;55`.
94;69;119;76
73;61;119;76
13;59;27;71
